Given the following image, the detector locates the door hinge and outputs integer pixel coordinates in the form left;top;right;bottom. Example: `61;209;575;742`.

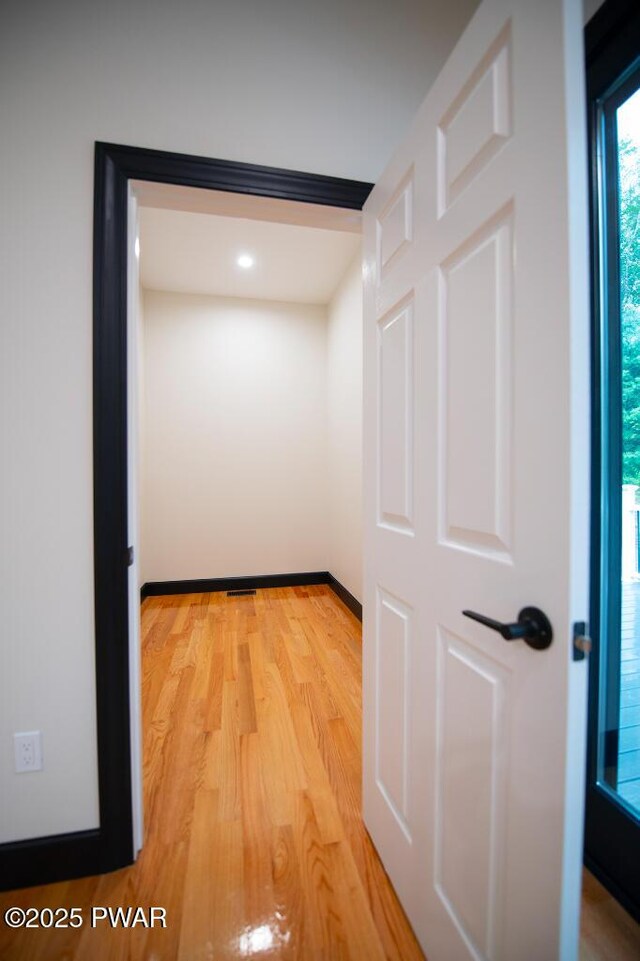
127;546;134;567
573;621;592;661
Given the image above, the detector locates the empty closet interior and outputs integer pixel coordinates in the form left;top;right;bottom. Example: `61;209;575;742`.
132;182;364;604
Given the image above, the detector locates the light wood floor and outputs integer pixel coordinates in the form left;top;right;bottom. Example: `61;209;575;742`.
580;870;640;961
0;587;423;960
1;586;639;960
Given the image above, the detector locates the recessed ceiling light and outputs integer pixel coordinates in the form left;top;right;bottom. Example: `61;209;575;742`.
237;253;254;269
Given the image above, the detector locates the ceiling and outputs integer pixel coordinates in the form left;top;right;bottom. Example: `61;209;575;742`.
138;205;361;306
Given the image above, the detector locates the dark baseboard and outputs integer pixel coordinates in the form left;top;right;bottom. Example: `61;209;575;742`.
141;571;363;621
327;574;363;621
0;830;103;893
141;571;331;598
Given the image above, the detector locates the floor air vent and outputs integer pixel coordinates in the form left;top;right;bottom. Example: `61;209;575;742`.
227;589;257;597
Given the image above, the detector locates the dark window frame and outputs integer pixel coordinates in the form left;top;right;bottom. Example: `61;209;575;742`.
585;0;640;922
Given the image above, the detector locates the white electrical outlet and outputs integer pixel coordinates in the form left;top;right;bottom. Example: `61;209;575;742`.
13;731;43;773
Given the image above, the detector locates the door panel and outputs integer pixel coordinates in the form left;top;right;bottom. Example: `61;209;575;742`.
378;298;415;532
363;1;590;958
434;630;509;959
376;588;412;838
437;24;511;215
439;208;513;559
378;171;414;274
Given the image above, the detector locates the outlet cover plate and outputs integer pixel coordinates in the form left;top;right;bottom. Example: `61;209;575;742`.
14;731;43;772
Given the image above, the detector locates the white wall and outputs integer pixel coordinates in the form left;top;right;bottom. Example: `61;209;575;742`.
327;255;364;602
0;0;478;842
142;291;328;583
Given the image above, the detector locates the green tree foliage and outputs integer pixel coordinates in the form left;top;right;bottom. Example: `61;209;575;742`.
620;133;640;485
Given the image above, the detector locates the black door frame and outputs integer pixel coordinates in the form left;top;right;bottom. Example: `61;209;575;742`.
0;143;372;891
585;0;640;922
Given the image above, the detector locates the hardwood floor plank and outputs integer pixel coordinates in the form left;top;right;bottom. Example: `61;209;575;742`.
257;662;307;828
238;643;258;735
289;694;345;846
178;790;244;961
272;824;308;961
202;728;222;791
203;651;224;733
247;630;268;704
291;792;351;959
239;732;274;930
170;593;195;635
324;839;387;961
219;678;242;822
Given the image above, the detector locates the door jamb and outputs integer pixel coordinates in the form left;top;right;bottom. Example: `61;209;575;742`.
92;144;373;878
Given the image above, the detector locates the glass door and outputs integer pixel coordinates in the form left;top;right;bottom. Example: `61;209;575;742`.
586;0;640;920
617;83;640;815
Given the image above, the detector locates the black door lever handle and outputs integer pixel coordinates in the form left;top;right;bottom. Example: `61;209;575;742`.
462;606;553;650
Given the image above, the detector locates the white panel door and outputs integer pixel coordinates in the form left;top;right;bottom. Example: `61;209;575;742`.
362;1;590;959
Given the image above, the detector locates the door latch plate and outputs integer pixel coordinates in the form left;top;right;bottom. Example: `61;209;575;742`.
573;621;592;661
